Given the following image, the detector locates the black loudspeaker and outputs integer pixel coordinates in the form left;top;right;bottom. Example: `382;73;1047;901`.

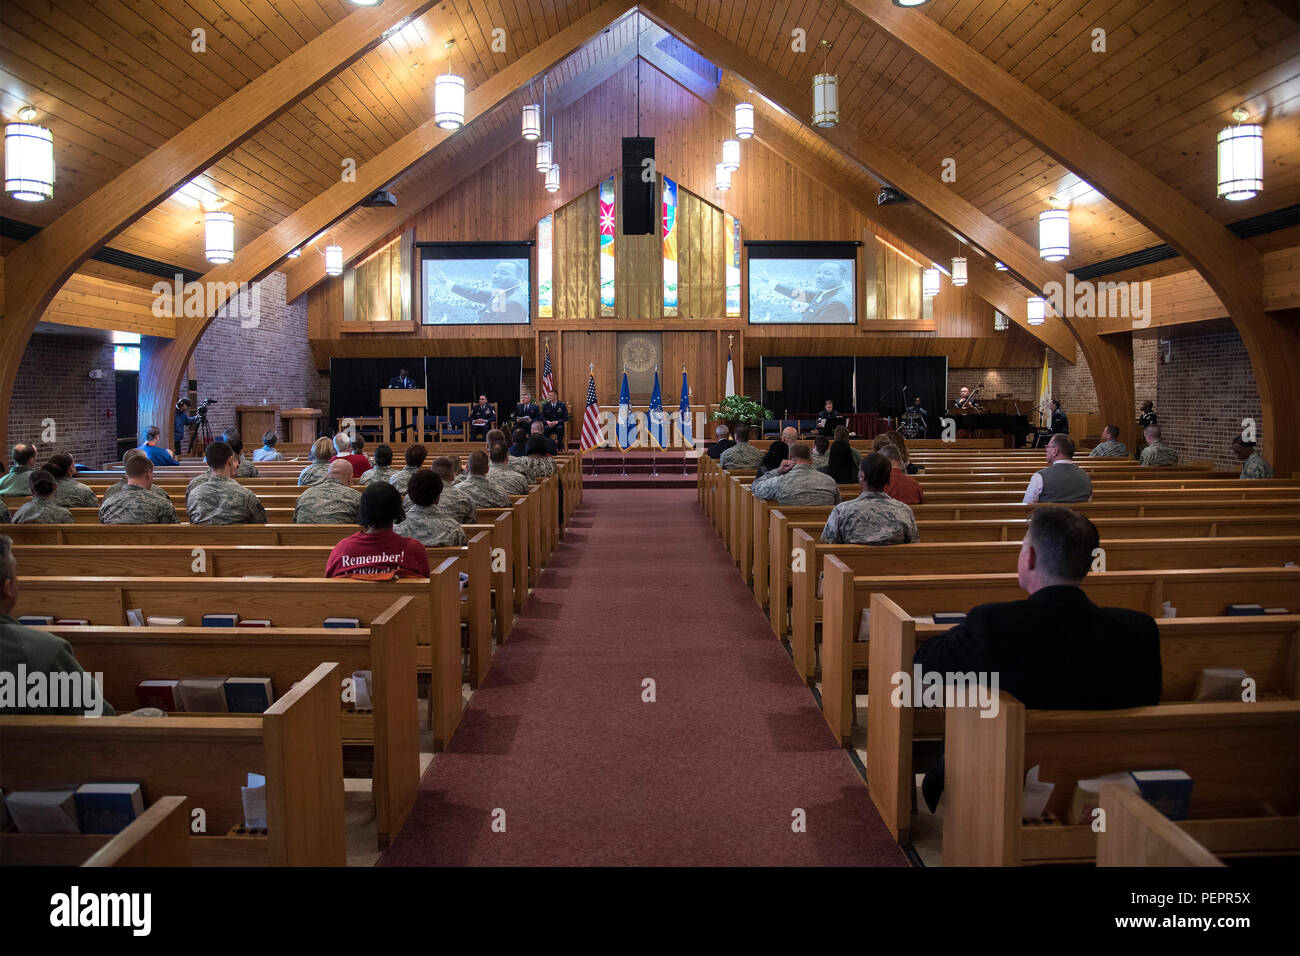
621;137;655;235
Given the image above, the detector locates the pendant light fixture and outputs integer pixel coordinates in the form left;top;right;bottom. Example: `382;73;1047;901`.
715;162;731;192
951;244;968;287
994;312;1009;331
203;206;234;264
522;77;541;141
4;106;54;202
812;40;838;129
735;100;754;139
1038;202;1069;262
434;38;465;130
536;73;552;172
325;244;343;276
922;267;940;297
1217;107;1263;201
544;114;559;193
1027;296;1046;325
721;139;740;171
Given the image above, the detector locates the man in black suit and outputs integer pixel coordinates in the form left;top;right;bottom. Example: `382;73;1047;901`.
513;392;540;431
913;506;1161;811
388;367;417;389
705;424;735;460
469;395;495;440
816;399;842;437
541;390;568;449
1048;398;1068;434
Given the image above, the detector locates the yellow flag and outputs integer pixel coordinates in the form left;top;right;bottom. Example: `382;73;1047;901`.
1037;351;1052;428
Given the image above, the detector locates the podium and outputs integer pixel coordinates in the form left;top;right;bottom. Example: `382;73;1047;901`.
282;408;323;443
381;389;426;443
236;404;278;444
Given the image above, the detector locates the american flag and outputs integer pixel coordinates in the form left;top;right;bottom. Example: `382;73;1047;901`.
580;372;602;450
541;343;554;397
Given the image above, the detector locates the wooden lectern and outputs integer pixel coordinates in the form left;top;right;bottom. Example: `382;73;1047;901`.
281;408;323;443
381;389;426;443
236;404;278;444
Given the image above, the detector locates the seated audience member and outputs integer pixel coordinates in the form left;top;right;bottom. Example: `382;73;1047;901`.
395;469;467;547
874;430;921;474
0;535;115;715
294;460;361;524
138;426;180;467
390;444;427;494
833;426;862;465
719;425;763;471
530;421;559;456
755;440;789;479
458;450;511;508
519;435;557;481
820;440;859;485
326;483;431;579
1139;424;1179;466
360;444;395;485
751;443;842;506
820;453;919;544
484;428;507;450
445;453;467;484
331;433;369;480
101;449;157;502
488;442;529;495
0;443;37;497
469;395;496;441
507;428;529;459
297;437;336;487
186;441;267;525
221;429;259;477
12;470;73;524
428;458;478;523
1088;424;1128;459
1233;436;1273;479
1022;434;1092;504
780;426;799;448
43;453;98;508
878;443;923;505
811;435;830;470
913;507;1161;810
705;425;735;460
253;431;284;461
99;454;178;524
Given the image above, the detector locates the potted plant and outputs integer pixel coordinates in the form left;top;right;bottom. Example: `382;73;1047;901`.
710;395;772;435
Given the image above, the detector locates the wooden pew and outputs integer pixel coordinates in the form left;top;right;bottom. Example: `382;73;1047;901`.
82;795;192;867
49;594;419;848
863;594;1300;843
944;694;1300;865
0;662;346;866
1097;786;1224;867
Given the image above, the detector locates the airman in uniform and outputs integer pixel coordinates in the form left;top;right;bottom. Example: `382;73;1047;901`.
819;453;919;545
395;470;467;547
186;442;267;525
294;461;362;524
750;444;842;506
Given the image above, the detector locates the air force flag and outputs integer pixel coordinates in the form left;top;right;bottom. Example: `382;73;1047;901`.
617;370;637;451
678;367;692;449
648;368;667;450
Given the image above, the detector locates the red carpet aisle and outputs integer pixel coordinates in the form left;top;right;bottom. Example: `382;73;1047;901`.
381;489;907;866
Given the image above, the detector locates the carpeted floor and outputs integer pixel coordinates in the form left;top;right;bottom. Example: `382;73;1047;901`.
380;488;908;866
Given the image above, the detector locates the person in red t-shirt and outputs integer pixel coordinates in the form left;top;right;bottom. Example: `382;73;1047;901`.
326;482;430;579
330;432;371;480
879;443;923;506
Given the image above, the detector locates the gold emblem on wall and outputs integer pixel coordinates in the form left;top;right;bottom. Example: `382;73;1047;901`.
617;332;662;395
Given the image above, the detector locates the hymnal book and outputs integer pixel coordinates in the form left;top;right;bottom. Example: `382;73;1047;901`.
237;619;271;628
1193;667;1250;701
1021;765;1054;821
1160;601;1177;618
202;613;240;627
1226;604;1265;616
855;608;871;643
126;608;145;627
352;670;373;711
16;615;53;626
241;773;268;829
1264;607;1290;615
1067;772;1139;825
0;794;8;830
224;678;274;713
135;679;181;711
932;612;967;626
53;619;90;626
146;615;185;627
74;783;144;834
324;617;360;628
1130;769;1193;820
177;677;229;712
4;789;80;834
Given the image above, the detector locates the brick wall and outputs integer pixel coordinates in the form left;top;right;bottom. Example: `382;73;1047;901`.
6;334;118;468
1133;335;1157;418
1048;343;1099;415
947;367;1039;406
1156;330;1262;470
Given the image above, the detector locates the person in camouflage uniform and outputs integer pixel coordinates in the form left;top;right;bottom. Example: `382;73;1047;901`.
458;451;511;508
99;454;178;524
43;453;98;508
12;471;74;524
719;425;764;472
1088;424;1129;458
820;453;919;545
751;443;843;506
1138;425;1179;467
222;430;260;478
395;470;466;546
294;460;361;524
297;437;336;487
517;436;556;482
103;450;169;503
810;435;830;470
359;444;396;485
186;442;267;525
390;444;428;495
429;458;478;523
1232;436;1273;479
488;443;529;495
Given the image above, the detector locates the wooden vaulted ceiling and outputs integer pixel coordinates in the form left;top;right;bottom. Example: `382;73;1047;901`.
1;0;1295;281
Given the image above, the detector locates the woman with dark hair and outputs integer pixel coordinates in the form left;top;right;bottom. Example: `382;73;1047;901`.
755;440;789;479
43;452;98;507
820;441;859;485
325;482;430;579
360;444;395;485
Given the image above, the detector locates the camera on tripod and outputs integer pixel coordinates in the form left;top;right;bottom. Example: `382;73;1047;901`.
194;398;217;420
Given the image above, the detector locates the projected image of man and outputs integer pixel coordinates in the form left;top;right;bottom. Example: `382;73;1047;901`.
439;261;527;323
771;262;852;323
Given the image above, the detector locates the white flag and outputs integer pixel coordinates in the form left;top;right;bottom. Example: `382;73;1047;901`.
725;348;735;398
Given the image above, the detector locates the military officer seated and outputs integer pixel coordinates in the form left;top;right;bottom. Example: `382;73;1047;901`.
541;390;569;448
819;453;920;545
469;395;496;440
750;443;842;506
1138;424;1180;467
186;441;268;525
718;425;764;472
294;460;362;525
12;471;73;525
99;453;177;524
395;469;467;547
513;392;541;430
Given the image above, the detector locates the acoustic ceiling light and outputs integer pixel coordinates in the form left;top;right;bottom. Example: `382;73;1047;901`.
1027;296;1046;325
1038;204;1069;261
325;244;343;276
951;256;968;287
813;41;838;128
5;107;53;202
721;139;740;171
715;162;731;192
522;102;541;141
203;208;234;264
1217;107;1263;201
922;267;941;297
434;39;464;130
545;162;560;193
735;101;754;139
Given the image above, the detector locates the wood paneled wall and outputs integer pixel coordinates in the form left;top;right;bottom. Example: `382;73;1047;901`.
557;329;719;414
